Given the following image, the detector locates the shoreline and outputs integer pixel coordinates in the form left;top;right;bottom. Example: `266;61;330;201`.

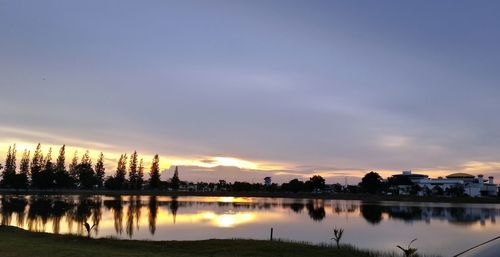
0;189;499;204
0;226;439;257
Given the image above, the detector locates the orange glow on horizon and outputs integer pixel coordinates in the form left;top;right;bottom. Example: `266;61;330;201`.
1;127;500;182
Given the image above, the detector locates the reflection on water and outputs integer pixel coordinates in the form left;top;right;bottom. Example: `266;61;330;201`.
1;195;499;256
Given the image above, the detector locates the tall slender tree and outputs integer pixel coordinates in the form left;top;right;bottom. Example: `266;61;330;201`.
44;147;53;170
55;145;66;172
76;150;95;189
81;150;92;166
95;152;106;188
137;158;144;190
4;144;16;174
68;151;79;183
19;150;30;175
54;145;72;188
149;154;161;189
40;147;55;188
115;154;127;189
128;151;138;189
171;166;180;190
15;149;30;189
30;143;44;188
2;144;17;187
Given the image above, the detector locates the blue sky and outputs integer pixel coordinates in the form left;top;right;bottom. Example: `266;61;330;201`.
1;0;500;182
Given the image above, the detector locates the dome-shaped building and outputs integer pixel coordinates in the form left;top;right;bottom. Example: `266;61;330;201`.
446;173;475;179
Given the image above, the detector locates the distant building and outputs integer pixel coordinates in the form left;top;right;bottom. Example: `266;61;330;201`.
389;171;498;197
391;170;429;183
417;173;497;197
388;170;428;195
264;177;272;187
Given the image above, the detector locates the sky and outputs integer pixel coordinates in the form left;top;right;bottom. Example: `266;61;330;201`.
1;0;500;184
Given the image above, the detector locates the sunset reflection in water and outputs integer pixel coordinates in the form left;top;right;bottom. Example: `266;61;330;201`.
1;195;499;256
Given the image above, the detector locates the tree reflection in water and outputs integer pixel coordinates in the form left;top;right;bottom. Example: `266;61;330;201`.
148;196;158;235
126;195;142;238
1;196;27;227
170;196;179;224
104;196;123;235
0;195;499;238
51;198;72;234
287;201;305;213
306;199;326;221
360;204;383;224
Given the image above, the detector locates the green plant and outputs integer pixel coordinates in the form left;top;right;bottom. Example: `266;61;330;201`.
331;226;344;248
396;238;418;257
84;221;96;238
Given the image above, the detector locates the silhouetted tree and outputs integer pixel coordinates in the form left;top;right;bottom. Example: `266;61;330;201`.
39;147;56;188
15;150;30;189
308;175;326;191
217;180;228;191
171;166;180;190
76;151;96;189
332;183;343;193
128;151;139;189
114;154;127;189
148;154;161;189
231;181;263;192
54;145;73;188
1;145;17;188
94;152;105;188
359;171;384;194
104;176;117;190
346;185;360;193
68;151;79;183
137;158;144;190
81;150;91;165
281;179;304;193
54;146;65;174
30;143;44;188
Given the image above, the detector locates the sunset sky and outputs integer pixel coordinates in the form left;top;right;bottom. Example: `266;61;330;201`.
1;0;500;183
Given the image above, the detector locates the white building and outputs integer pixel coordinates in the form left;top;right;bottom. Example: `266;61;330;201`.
416;173;497;197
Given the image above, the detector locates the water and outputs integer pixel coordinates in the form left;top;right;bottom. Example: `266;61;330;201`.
1;195;498;256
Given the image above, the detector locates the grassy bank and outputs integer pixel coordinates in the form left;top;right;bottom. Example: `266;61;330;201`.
0;226;428;257
1;189;499;204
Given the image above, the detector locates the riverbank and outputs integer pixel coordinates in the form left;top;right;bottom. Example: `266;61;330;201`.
0;226;437;257
0;189;499;203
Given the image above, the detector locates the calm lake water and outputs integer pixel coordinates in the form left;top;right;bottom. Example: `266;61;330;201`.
1;195;499;256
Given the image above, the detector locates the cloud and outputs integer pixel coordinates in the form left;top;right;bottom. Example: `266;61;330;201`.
0;126;115;150
1;1;500;183
460;161;500;174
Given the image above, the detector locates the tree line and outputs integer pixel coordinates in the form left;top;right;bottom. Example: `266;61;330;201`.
0;143;169;190
0;143;334;192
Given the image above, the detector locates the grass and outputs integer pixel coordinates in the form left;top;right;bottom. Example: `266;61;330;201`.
0;226;435;257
